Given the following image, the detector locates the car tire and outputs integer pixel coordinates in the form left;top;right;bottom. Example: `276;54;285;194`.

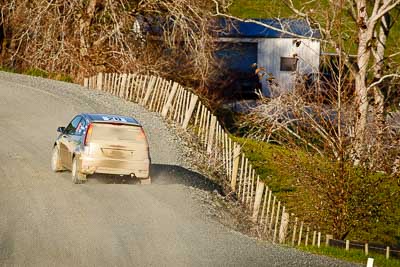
72;157;86;184
140;177;151;185
51;146;64;172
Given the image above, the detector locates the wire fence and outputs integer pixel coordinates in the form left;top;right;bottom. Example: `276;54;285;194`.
83;73;398;261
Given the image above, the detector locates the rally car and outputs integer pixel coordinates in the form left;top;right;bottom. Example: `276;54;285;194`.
51;113;151;184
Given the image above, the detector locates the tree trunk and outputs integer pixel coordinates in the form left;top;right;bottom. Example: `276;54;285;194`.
353;0;374;164
372;9;390;163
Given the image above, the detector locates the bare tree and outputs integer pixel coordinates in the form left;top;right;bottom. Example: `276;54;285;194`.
348;0;400;164
0;0;224;87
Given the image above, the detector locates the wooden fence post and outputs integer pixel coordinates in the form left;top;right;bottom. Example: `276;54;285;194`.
268;196;276;233
161;82;179;117
207;116;217;153
228;138;232;178
182;94;199;129
203;111;211;147
223;133;228;175
88;76;93;89
386;246;390;259
171;86;180;120
111;73;116;94
312;231;316;246
142;76;156;106
214;123;221;159
107;74;111;93
84;77;89;88
279;209;289;244
317;232;321;248
198;104;205;137
251;181;265;222
326;234;332;246
260;186;268;222
155;79;166;112
135;75;143;102
230;144;241;192
250;175;264;216
115;74;121;95
345;240;349;251
292;217;298;246
263;190;272;232
305;227;309;246
125;74;131;99
365;243;368;256
238;153;245;196
248;169;255;208
103;73;108;91
180;89;188;124
298;221;304;246
194;101;202;128
128;74;136;101
174;87;183;122
273;201;281;243
246;165;253;205
119;73;127;98
96;73;103;90
149;76;160;109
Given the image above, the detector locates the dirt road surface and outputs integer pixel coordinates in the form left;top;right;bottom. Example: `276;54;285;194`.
0;72;358;267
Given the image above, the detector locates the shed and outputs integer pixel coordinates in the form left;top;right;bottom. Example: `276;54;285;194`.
216;18;321;97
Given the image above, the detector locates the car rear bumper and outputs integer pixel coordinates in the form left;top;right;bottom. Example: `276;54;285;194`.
80;156;150;178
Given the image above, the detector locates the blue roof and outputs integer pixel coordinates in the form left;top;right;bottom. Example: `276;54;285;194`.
83;113;140;125
217;18;321;39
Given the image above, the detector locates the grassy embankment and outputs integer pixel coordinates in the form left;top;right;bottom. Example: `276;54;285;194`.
229;0;400;264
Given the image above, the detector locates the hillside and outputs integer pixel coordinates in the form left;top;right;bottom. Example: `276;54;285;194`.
228;0;400;247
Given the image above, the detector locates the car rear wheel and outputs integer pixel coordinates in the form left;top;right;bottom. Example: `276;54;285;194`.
72;157;86;184
51;146;63;172
140;177;151;185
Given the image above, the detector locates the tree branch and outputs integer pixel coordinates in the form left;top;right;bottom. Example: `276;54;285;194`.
367;73;400;90
212;0;321;41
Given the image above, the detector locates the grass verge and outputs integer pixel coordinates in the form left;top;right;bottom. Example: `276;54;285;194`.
0;67;74;83
299;245;400;267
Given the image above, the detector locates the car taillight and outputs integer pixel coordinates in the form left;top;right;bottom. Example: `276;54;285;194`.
136;128;146;141
84;123;93;145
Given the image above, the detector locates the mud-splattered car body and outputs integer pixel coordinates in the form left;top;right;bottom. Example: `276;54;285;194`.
51;113;151;184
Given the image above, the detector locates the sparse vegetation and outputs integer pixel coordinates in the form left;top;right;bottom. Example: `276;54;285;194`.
23;68;48;78
0;65;16;73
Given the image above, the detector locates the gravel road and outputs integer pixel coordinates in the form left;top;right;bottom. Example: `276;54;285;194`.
0;72;359;267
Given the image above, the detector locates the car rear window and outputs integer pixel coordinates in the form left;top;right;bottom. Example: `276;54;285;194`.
90;123;145;142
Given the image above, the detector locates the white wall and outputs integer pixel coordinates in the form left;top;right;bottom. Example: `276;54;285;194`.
257;38;320;97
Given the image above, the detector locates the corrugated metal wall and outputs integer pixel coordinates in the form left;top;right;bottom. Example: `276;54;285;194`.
257;38;320;96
